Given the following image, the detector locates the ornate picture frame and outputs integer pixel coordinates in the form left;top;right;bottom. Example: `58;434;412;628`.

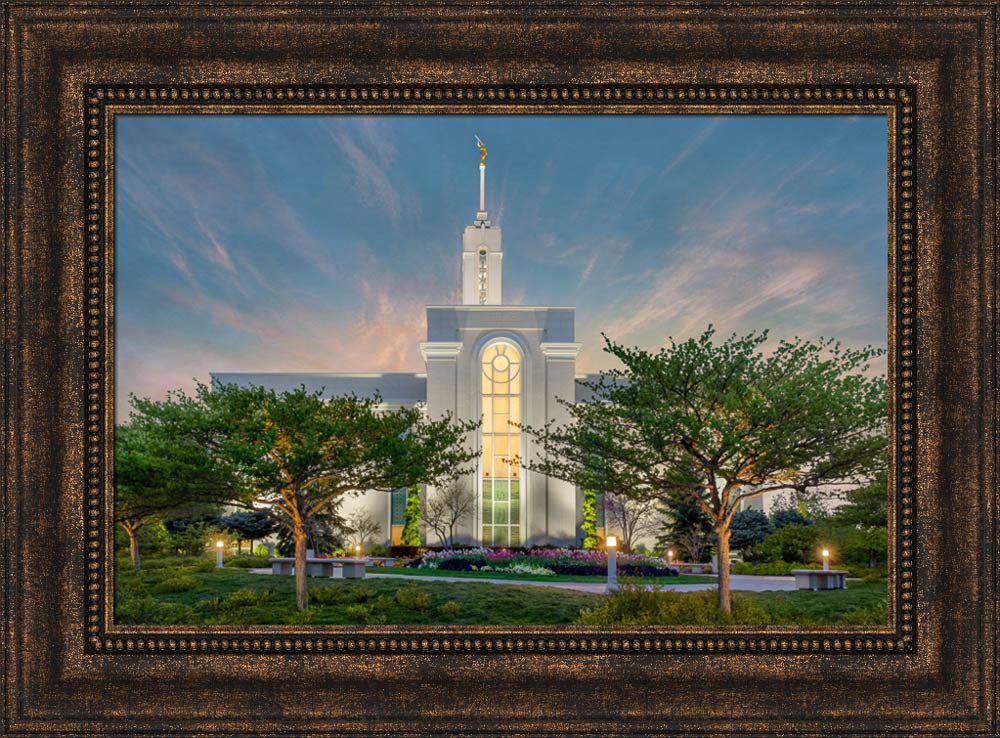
3;3;997;735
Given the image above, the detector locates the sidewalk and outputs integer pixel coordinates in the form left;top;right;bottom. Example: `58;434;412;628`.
251;568;798;594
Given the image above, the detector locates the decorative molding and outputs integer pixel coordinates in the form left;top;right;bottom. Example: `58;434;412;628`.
83;83;917;657
539;342;583;360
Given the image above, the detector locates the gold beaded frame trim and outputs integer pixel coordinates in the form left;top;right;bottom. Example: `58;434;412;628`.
85;83;915;656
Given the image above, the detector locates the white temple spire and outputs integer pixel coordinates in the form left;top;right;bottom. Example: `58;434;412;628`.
462;136;502;305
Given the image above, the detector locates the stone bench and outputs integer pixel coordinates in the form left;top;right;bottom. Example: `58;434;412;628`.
791;569;848;590
269;557;371;579
671;562;714;574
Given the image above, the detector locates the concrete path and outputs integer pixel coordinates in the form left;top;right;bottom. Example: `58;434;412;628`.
250;568;797;594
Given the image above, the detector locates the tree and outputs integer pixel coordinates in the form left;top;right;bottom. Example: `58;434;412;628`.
401;484;421;546
771;508;814;529
728;508;773;551
420;480;476;548
129;381;479;610
217;510;277;554
276;497;346;556
581;488;600;549
759;523;820;564
832;470;888;567
603;493;661;554
523;326;887;612
655;489;715;562
115;421;231;573
345;510;383;553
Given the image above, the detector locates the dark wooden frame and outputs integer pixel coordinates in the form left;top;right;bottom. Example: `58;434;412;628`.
2;3;997;736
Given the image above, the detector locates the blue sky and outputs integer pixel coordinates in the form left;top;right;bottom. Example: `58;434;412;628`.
115;114;888;414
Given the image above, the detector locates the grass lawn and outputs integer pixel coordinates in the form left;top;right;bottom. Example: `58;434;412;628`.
115;555;601;625
742;582;888;625
115;554;887;626
366;567;718;585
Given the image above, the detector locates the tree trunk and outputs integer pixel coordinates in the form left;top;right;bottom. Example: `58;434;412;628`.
237;539;242;555
294;527;308;611
716;526;731;613
127;526;141;574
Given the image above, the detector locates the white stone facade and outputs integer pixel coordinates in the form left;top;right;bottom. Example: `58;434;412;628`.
212;156;599;548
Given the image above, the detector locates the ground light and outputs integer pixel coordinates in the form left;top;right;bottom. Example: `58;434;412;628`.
606;536;618;592
822;549;830;571
668;549;674;563
215;540;224;568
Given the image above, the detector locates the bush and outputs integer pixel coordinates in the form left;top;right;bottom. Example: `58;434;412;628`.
189;557;217;573
218;588;273;611
862;572;884;584
309;586;347;606
225;554;271;569
577;586;771;626
284;608;316;624
395;585;431;611
254;545;272;557
345;604;372;619
437;601;461;618
391;545;427;559
116;596;197;625
151;575;200;594
351;584;375;603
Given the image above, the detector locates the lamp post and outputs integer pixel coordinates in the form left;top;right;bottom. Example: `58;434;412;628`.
606;536;618;592
668;549;674;564
215;540;224;568
822;549;830;571
355;544;362;558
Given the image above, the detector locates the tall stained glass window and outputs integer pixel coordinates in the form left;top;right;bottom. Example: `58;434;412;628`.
481;343;521;547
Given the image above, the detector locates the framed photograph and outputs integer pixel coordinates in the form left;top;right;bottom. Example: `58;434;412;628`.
3;3;997;736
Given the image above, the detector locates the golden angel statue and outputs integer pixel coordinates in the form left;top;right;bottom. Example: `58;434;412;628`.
475;135;487;165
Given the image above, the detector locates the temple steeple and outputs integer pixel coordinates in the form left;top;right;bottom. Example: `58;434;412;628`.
462;136;502;305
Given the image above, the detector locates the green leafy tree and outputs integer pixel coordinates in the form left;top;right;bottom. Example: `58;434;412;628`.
759;523;821;564
275;497;346;556
115;421;233;573
129;381;479;610
832;470;888;567
581;487;600;549
401;484;421;546
523;326;887;612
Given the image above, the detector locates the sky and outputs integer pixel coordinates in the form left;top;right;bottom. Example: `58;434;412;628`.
115;114;888;416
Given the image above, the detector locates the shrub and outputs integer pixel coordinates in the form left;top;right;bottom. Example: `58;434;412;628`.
577;586;771;626
351;584;375;603
116;596;198;625
189;557;217;573
365;613;389;625
345;604;372;619
862;572;884;584
225;554;271;569
254;545;272;557
218;588;273;611
151;575;200;594
284;608;316;625
309;586;347;606
167;521;227;557
437;601;461;618
395;585;431;611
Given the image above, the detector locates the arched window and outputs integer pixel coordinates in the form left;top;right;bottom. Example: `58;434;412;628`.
481;343;521;547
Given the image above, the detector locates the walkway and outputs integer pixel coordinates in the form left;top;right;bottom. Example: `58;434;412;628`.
250;568;797;594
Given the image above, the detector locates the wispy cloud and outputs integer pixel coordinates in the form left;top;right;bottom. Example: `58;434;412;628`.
659;117;724;178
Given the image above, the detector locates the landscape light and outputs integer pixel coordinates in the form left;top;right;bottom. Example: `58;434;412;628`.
216;540;224;548
668;549;674;562
355;544;361;555
822;549;830;571
606;537;618;592
215;540;224;568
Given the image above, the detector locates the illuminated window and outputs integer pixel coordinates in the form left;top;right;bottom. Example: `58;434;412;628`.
481;343;521;547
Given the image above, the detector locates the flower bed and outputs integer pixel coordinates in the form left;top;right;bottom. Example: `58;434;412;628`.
405;547;679;578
